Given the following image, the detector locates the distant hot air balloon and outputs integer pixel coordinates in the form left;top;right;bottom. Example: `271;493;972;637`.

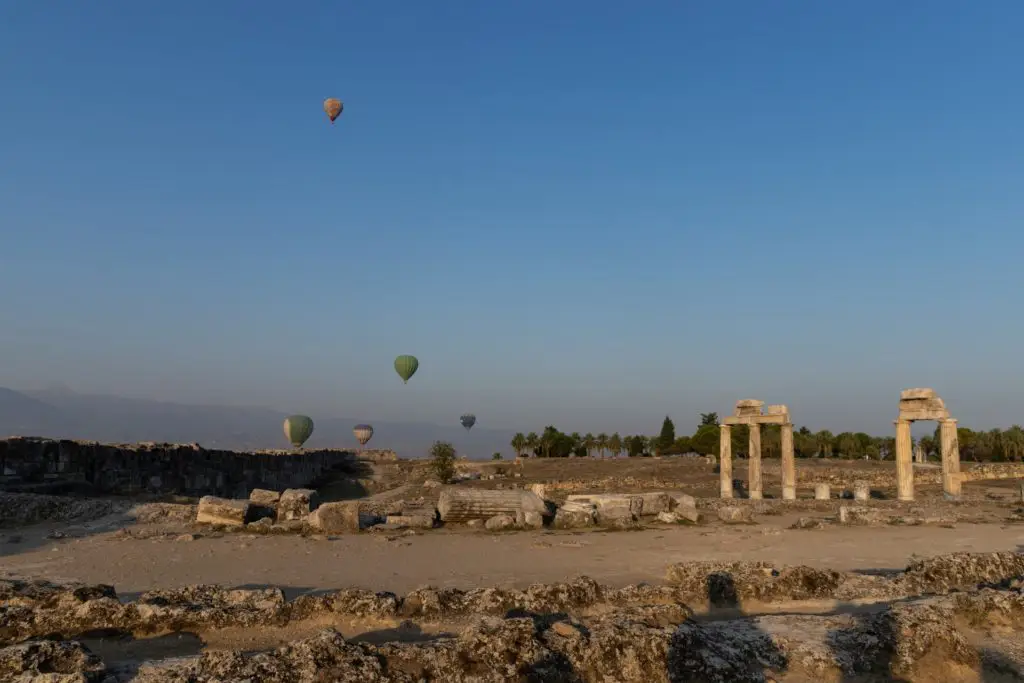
460;413;476;430
283;415;314;448
394;355;419;384
323;98;343;124
353;424;374;447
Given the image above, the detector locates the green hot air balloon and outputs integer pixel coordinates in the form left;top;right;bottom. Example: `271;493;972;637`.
394;355;419;384
283;415;314;449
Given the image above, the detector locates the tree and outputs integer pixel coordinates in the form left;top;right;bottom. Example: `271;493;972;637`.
596;433;609;459
428;441;457;484
510;433;526;459
525;432;539;458
657;416;676;454
608;432;623;458
583;433;596;458
815;430;834;457
700;412;720;426
672;436;693;454
492;452;503;460
569;432;584;457
626;435;645;457
690;424;720;455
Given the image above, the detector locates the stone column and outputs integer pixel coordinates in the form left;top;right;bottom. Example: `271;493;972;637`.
940;418;961;497
719;425;733;499
748;424;762;500
780;423;796;500
895;420;913;501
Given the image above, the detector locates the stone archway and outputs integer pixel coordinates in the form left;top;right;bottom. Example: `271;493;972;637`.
719;400;796;500
894;388;961;501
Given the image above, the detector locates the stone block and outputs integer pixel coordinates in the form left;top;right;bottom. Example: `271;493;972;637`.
636;492;672;516
814;483;831;500
670;493;697;510
735;399;764;417
717;506;753;524
249;489;281;506
485;514;516;531
900;388;937;400
765;404;789;416
674;506;701;524
566;494;643;517
196;496;250;526
517;510;545;529
308;501;360;533
386;514;434;529
853;483;871;501
552;506;595;529
278;488;318;521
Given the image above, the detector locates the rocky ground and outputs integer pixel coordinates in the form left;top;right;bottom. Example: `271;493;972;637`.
2;460;1024;681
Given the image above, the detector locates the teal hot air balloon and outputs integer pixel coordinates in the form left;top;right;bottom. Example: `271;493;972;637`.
394;355;419;384
283;415;314;448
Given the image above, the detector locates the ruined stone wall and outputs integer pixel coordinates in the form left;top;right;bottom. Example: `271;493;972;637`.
0;437;358;497
764;461;1024;488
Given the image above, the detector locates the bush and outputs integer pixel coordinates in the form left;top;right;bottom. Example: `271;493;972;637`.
429;441;457;484
492;452;503;460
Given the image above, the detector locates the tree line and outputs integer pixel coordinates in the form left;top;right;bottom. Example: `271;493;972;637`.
510;414;1024;463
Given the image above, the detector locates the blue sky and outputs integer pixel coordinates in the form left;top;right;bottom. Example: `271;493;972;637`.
2;0;1023;437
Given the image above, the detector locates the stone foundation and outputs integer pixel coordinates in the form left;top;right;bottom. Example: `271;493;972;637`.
0;437;359;498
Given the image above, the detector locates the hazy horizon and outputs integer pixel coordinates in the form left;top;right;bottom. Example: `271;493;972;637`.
3;2;1023;440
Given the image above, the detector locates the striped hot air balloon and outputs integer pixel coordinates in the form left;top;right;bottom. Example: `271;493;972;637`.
353;424;374;447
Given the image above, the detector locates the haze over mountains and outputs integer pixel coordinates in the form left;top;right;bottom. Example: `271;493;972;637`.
0;386;515;459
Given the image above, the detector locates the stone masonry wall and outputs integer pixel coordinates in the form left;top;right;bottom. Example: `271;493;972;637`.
0;437;359;498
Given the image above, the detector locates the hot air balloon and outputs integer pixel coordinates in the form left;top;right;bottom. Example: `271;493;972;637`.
323;98;343;124
283;415;314;448
353;424;374;447
460;413;476;430
394;355;419;384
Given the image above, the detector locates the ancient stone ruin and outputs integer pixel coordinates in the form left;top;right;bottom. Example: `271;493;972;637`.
895;388;961;501
720;400;796;500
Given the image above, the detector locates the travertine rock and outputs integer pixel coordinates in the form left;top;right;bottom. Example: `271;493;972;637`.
484;513;516;531
196;496;249;526
814;483;831;500
249;488;281;506
717;506;753;524
517;510;545;529
278;488;318;521
552;502;595;529
670;492;697;509
385;514;433;529
308;501;359;533
437;488;546;522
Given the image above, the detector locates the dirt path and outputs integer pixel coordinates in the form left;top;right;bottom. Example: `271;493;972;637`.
3;515;1022;597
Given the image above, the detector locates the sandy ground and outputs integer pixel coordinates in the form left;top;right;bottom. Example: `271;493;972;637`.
3;512;1023;597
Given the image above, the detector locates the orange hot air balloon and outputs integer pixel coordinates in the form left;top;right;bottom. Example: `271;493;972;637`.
323;98;343;124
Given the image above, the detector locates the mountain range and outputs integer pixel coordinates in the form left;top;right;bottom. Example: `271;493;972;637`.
0;386;515;459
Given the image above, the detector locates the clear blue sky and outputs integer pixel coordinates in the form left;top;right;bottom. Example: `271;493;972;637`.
2;1;1022;437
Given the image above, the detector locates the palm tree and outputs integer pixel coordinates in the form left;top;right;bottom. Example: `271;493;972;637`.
583;433;596;458
569;432;585;458
511;432;526;460
525;432;539;458
608;432;622;458
596;433;609;459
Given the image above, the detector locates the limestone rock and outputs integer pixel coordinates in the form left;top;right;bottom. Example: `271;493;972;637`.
278;488;318;521
437;488;546;522
670;492;697;510
518;510;545;529
814;483;831;500
196;496;250;526
567;493;643;518
0;640;105;681
637;492;672;516
597;505;641;529
308;501;360;533
249;488;281;506
553;502;596;529
717;506;753;524
385;514;434;529
485;513;516;531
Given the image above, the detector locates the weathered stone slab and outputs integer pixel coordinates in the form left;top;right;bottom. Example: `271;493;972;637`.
717;506;753;524
765;404;789;416
249;489;280;506
278;488;318;521
485;514;516;531
196;496;250;526
308;501;359;533
517;510;545;529
565;494;643;517
386;514;434;529
669;493;697;510
723;413;790;426
900;388;937;400
636;492;672;516
657;509;700;524
552;505;595;529
438;488;547;522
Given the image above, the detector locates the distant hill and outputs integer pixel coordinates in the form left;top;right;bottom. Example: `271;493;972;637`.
0;387;515;459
